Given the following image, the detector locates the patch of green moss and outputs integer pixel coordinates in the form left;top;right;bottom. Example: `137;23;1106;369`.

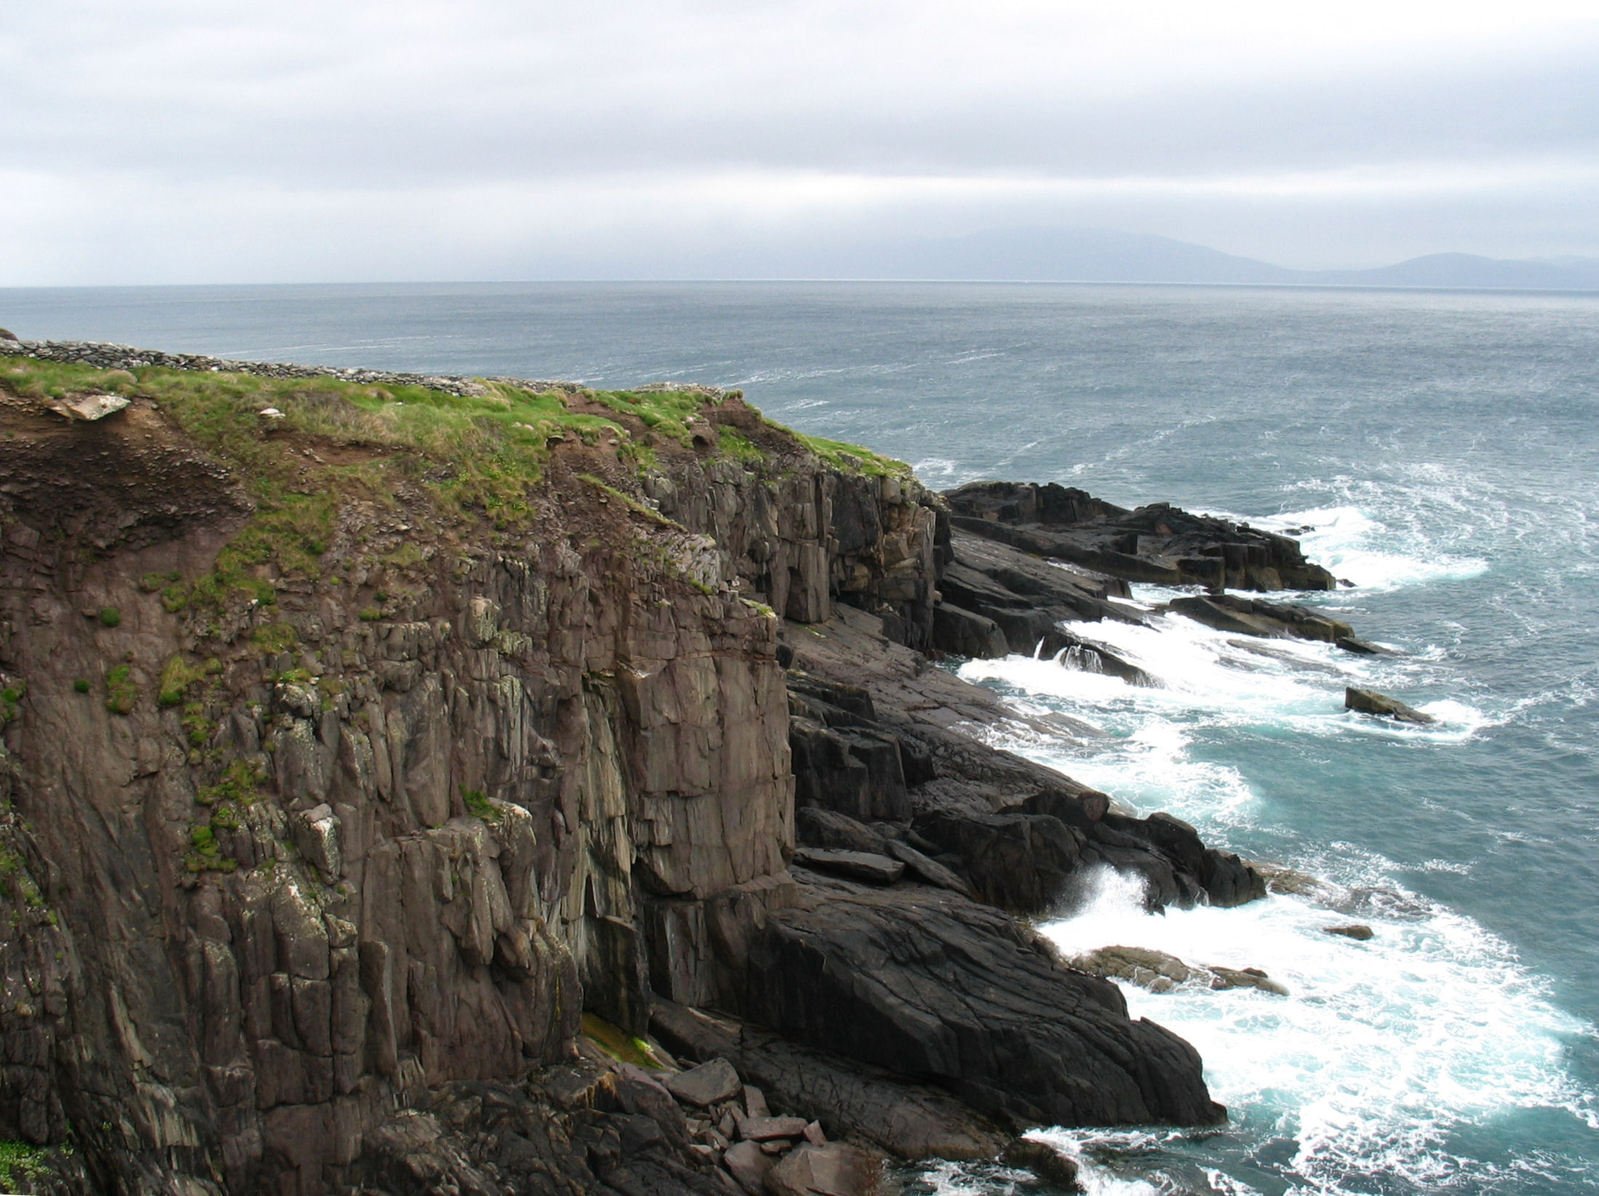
250;623;299;655
580;1012;670;1069
97;606;122;628
73;679;91;694
196;758;265;808
0;682;22;726
184;823;237;874
104;665;137;715
158;655;212;707
589;386;716;446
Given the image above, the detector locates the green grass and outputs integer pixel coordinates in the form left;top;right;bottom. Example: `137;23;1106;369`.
104;665;137;715
717;426;766;464
196;758;265;808
158;655;214;707
793;431;912;478
589;385;716;445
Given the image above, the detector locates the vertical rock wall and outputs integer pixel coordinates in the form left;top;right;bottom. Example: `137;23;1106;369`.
0;396;940;1192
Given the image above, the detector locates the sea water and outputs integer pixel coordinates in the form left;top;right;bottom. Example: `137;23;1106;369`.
5;280;1598;1193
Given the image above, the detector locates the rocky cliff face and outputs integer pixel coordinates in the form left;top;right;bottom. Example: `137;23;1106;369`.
0;346;1249;1194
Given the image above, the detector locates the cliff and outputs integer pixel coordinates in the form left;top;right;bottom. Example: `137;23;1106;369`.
0;343;1307;1194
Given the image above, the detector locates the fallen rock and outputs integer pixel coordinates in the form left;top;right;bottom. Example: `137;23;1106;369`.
931;600;1010;659
795;808;890;856
1324;923;1375;941
1001;1138;1083;1193
1345;687;1436;725
46;391;130;422
723;1139;776;1194
1037;629;1153;686
651;1000;1010;1162
1208;966;1289;996
791;848;905;886
738;1115;810;1142
764;1142;885;1196
913;808;1084;912
1069;945;1208;992
666;1058;744;1108
882;838;977;898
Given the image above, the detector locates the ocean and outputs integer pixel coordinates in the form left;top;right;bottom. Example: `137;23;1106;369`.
5;281;1597;1194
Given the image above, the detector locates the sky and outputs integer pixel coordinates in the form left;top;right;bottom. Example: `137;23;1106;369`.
3;0;1598;284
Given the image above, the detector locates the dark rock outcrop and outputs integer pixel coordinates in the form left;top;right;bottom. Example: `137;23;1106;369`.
945;481;1336;592
745;890;1225;1129
1345;687;1437;724
1165;593;1353;645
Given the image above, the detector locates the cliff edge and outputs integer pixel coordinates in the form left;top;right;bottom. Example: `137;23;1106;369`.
0;344;1300;1193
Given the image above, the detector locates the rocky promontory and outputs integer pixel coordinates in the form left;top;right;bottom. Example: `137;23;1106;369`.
0;341;1330;1193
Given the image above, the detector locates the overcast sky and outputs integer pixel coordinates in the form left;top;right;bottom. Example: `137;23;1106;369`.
4;0;1597;284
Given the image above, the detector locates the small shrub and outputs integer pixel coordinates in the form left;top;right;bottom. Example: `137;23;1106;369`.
73;679;91;694
97;607;122;628
462;788;501;823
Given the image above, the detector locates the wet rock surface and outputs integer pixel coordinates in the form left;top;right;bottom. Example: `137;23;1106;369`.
943;480;1336;592
1346;687;1437;724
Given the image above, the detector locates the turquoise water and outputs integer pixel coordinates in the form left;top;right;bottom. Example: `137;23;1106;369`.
6;281;1598;1193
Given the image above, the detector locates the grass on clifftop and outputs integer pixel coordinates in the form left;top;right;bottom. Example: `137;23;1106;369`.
1;354;912;588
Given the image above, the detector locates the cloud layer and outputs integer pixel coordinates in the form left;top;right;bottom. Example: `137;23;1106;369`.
5;0;1598;282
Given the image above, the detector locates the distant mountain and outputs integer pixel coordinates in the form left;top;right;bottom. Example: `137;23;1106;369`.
801;228;1599;291
1302;252;1599;291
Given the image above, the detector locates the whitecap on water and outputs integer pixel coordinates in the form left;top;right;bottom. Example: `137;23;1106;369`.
1032;867;1594;1195
1248;494;1489;595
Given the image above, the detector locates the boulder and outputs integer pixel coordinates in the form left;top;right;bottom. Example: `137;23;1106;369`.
1001;1138;1083;1193
1324;923;1374;941
745;890;1224;1129
737;1115;809;1142
794;808;889;856
1345;687;1436;725
764;1142;885;1196
666;1058;744;1108
1037;629;1153;686
723;1139;775;1194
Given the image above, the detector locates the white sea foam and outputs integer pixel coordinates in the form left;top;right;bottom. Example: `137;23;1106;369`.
1035;868;1594;1194
1255;492;1490;594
